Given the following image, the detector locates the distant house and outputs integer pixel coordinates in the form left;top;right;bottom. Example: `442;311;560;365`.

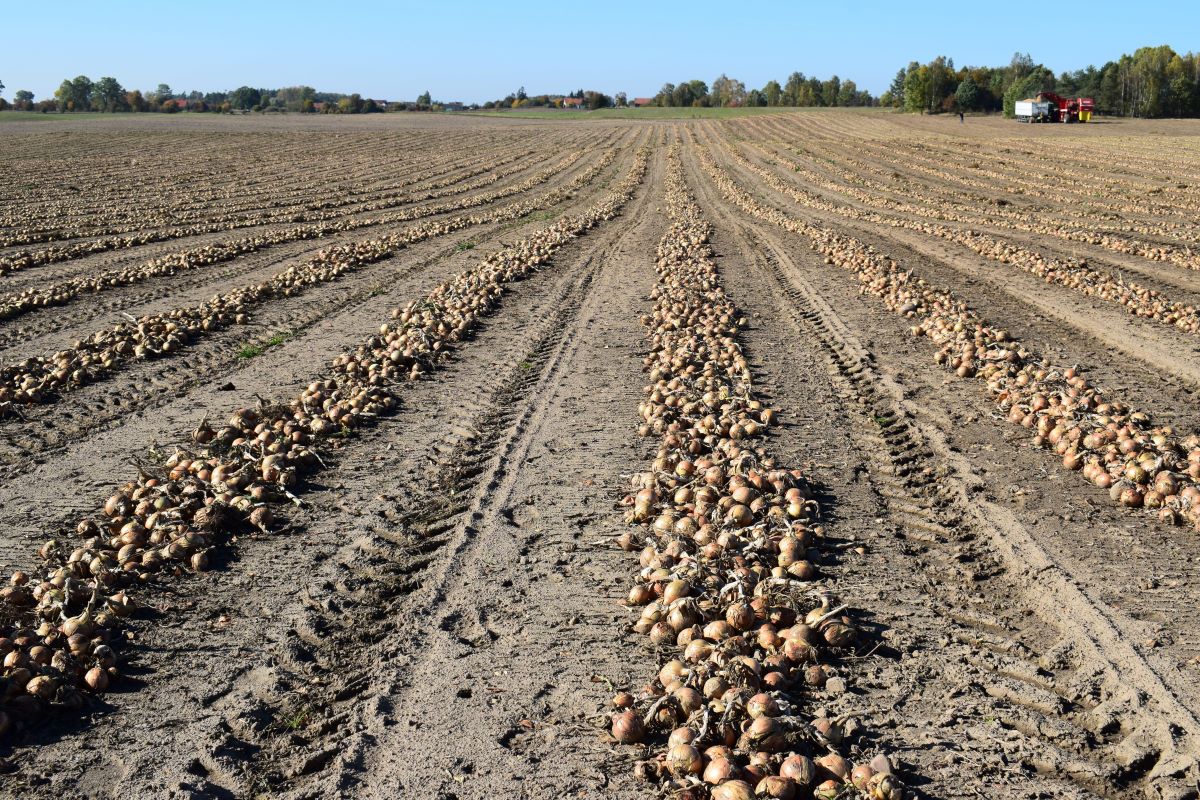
562;97;584;109
632;97;654;107
313;102;327;112
443;102;465;112
168;98;189;110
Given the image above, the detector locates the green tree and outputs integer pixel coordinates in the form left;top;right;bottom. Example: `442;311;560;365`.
275;86;315;112
886;68;906;107
155;83;173;100
762;79;781;106
822;75;841;106
954;74;979;111
55;76;91;111
13;89;33;110
902;66;927;113
417;90;432;107
229;86;261;110
710;74;745;107
782;71;804;106
93;76;127;112
1003;71;1054;117
837;78;859;107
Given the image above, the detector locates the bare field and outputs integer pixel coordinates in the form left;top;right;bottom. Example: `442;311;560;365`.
1;110;1199;800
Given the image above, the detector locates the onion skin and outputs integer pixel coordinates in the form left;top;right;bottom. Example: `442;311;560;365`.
611;708;645;744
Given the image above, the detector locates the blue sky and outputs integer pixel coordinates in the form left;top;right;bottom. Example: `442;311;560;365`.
2;0;1196;102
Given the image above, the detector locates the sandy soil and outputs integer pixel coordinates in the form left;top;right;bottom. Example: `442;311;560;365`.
1;110;1198;800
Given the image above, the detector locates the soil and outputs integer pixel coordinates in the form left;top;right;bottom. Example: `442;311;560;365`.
1;110;1198;800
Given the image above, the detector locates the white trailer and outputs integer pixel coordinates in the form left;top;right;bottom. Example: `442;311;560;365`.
1015;99;1052;123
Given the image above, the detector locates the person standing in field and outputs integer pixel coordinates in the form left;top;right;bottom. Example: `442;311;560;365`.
958;110;964;123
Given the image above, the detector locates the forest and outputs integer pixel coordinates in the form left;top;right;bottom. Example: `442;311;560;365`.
889;45;1200;117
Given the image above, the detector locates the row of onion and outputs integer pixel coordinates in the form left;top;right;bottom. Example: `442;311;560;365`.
0;141;579;318
731;142;1200;335
751;124;1200;258
0;146;620;417
699;146;1200;530
748;114;1200;236
0;148;650;739
609;146;903;800
0;133;576;272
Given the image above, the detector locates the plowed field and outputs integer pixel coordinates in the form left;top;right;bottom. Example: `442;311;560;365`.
2;110;1199;800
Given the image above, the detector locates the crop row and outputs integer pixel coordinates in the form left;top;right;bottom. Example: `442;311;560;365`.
609;146;902;800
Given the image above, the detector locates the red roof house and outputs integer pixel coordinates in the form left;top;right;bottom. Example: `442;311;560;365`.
632;97;654;107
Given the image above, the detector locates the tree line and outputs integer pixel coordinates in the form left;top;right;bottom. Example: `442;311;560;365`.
652;72;875;108
888;45;1200;118
483;87;618;110
0;76;448;114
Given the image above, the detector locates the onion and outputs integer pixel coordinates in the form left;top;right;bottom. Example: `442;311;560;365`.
611;709;644;744
712;781;755;800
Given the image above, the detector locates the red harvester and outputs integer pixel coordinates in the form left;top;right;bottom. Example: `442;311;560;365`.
1036;92;1095;123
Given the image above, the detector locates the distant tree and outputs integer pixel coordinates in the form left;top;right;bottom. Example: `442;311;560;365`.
782;72;804;106
55;76;94;111
745;88;765;107
276;86;316;112
655;82;675;106
954;74;979;111
762;79;781;106
155;83;173;100
338;93;364;113
583;90;612;110
14;89;33;110
416;90;432;107
670;82;694;107
92;76;127;112
837;78;859;107
615;91;627;107
710;74;746;106
821;75;840;106
516;86;527;101
229;86;261;110
363;98;380;113
1003;70;1054;117
125;89;148;112
886;68;906;107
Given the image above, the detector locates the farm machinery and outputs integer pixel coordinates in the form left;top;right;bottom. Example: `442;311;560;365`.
1015;92;1094;123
